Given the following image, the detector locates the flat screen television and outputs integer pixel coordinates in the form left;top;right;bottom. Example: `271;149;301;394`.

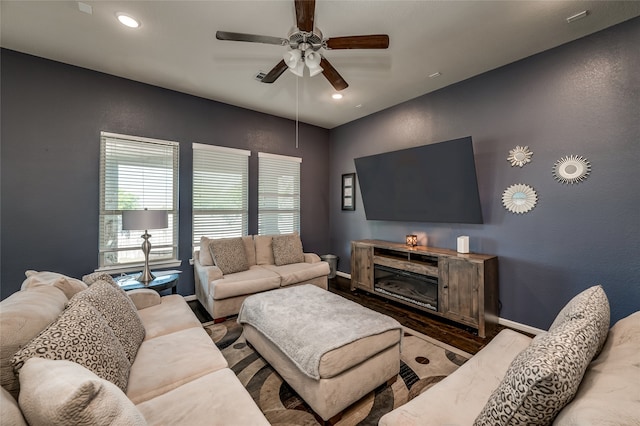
354;136;483;223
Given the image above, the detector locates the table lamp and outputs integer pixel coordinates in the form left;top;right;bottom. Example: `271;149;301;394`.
122;209;168;283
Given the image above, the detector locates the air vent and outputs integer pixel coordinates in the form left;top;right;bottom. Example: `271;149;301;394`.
255;72;267;81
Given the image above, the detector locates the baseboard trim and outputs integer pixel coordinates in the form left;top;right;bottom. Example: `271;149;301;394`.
498;317;545;336
336;271;351;279
183;294;197;302
334;271;544;335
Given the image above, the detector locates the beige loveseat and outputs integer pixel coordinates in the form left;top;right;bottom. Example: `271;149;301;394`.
379;285;640;425
194;233;330;321
0;271;269;426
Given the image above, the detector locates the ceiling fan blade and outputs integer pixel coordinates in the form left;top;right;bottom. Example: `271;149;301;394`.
325;35;390;50
216;31;288;46
261;60;289;84
320;57;348;91
295;0;315;32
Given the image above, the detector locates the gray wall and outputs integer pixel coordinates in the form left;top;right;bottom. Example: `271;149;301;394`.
329;17;640;329
0;49;330;298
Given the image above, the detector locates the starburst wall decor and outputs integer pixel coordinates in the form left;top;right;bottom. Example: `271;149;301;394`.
502;184;537;214
507;146;533;167
553;155;591;184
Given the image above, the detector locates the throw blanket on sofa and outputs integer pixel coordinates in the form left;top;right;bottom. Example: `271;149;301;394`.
238;284;402;380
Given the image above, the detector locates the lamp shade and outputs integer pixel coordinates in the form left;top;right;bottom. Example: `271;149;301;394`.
122;209;168;231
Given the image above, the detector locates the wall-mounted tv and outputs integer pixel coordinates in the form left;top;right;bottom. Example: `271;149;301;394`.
354;136;483;224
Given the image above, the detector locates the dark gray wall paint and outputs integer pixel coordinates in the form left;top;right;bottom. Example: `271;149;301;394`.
1;49;330;298
329;17;640;329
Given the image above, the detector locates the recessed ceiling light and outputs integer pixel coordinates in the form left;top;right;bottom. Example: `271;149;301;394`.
428;72;442;78
355;104;363;108
117;13;140;28
332;93;343;100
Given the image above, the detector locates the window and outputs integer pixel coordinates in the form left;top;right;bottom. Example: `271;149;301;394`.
192;143;250;251
98;132;179;271
258;152;301;235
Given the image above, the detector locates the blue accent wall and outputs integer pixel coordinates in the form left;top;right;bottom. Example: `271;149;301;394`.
0;49;330;298
328;17;640;329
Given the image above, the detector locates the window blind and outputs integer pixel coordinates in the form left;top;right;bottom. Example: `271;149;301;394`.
98;132;179;269
192;143;250;251
258;152;301;235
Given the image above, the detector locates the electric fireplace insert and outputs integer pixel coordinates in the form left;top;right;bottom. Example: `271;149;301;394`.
374;264;438;311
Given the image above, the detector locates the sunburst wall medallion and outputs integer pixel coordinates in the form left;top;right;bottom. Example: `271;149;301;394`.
507;145;533;167
553;155;591;184
502;184;537;214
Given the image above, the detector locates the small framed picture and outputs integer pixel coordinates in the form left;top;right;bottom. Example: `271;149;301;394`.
342;173;356;211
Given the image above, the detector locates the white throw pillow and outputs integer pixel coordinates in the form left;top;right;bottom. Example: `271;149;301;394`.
18;358;146;426
21;270;88;299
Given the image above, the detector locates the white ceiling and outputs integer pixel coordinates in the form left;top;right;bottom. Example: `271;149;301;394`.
2;1;639;129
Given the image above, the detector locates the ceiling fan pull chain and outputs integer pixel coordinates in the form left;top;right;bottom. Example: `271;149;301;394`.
296;76;299;149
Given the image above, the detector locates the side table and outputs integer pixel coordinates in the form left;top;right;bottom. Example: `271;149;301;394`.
116;273;180;294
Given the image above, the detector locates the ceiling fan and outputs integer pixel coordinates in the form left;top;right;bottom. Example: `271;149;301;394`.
215;0;389;91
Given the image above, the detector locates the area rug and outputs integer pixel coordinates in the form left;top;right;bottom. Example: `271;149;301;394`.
204;319;470;425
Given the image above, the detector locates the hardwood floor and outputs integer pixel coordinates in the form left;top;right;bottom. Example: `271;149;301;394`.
328;276;505;355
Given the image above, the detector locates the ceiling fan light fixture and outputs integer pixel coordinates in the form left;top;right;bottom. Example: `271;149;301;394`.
292;62;305;77
283;50;305;77
305;50;323;76
283;49;302;68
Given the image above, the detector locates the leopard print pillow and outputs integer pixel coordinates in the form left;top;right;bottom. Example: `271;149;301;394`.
82;272;118;287
272;233;305;266
209;237;249;274
549;285;610;354
474;317;601;426
12;299;131;392
71;280;145;363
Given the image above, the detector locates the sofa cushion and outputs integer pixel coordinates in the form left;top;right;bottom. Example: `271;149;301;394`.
474;317;602;426
254;234;275;265
12;299;131;392
0;286;68;398
135;368;269;426
21;270;88;299
18;358;146;426
209;266;281;300
198;236;214;266
549;285;610;354
272;233;305;266
126;327;228;404
553;311;640;426
71;280;145;363
136;294;202;340
209;237;249;274
1;386;27;426
262;261;330;286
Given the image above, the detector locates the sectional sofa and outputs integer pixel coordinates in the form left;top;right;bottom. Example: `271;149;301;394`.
194;233;330;320
379;285;640;425
0;271;269;426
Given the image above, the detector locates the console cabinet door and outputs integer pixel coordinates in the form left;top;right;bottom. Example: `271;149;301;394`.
440;257;480;329
350;243;373;291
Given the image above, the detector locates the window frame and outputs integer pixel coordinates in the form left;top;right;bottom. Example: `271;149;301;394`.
192;143;250;253
258;152;301;236
97;131;180;273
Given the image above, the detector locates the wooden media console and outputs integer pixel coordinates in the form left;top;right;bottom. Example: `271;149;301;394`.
350;239;499;337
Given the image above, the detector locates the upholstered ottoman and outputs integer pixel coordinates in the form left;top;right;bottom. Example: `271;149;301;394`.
238;284;402;421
